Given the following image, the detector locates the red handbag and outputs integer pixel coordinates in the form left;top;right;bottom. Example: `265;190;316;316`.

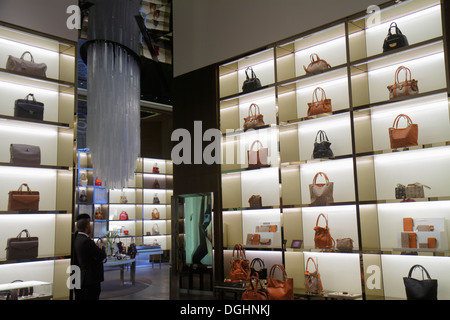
119;211;128;220
95;177;102;186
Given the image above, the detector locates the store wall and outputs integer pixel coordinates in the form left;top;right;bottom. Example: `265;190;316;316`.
0;0;78;41
173;0;386;77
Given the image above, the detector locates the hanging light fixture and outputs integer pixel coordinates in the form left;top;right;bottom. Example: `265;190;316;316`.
80;0;141;189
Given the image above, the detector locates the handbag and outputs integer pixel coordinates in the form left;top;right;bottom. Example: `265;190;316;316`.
6;51;47;77
246;233;260;245
152;163;160;173
314;213;335;249
250;258;267;280
14;93;44;121
403;265;437;300
242;67;262;93
95;177;102;186
95;207;103;220
395;183;406;199
79;173;88;186
266;264;294;300
305;257;323;294
228;244;250;283
387;66;419;100
152;223;160;235
405;183;431;199
120;191;128;204
152;208;160;220
242;274;268;300
312;130;333;159
153;179;160;189
243;103;265;131
8;183;40;211
5;229;39;260
10;144;41;165
119;211;128;220
389;114;418;149
309;172;334;206
248;195;262;209
247;140;269;169
303;53;331;75
383;22;409;52
307;87;332;116
5;280;34;300
336;238;354;251
153;194;160;204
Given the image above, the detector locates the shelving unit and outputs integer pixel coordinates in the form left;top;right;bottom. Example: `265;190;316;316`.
75;151;173;260
218;0;450;300
0;21;77;300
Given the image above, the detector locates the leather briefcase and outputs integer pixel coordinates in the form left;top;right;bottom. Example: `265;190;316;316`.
383;22;409;52
5;229;39;260
6;51;47;77
242;67;262;93
8;183;40;211
14;93;44;120
10;144;41;165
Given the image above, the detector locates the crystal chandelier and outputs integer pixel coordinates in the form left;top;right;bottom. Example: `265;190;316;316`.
81;0;141;189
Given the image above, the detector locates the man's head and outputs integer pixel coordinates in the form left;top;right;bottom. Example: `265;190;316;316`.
76;213;91;234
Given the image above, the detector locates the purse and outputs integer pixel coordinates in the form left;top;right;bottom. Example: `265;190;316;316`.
5;229;39;260
383;22;409;52
395;183;406;199
79;189;88;203
153;194;160;204
405;183;431;199
389;114;418;149
266;264;294;300
153;179;160;189
120;191;128;204
303;53;331;75
307;87;332;116
95;177;102;186
152;163;160;173
248;195;262;209
10;144;41;165
305;257;323;294
243;103;265;131
8;183;40;211
119;211;128;220
242;274;268;300
79;173;88;186
5;280;34;300
14;93;44;121
6;51;47;77
403;265;437;300
387;66;419;100
314;213;335;249
250;258;267;280
336;238;354;251
312;130;333;159
309;172;334;206
152;208;160;220
95;207;103;220
247;140;269;169
242;67;262;93
228;244;250;283
152;223;160;235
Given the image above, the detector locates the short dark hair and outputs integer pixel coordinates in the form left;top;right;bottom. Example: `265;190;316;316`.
76;216;90;232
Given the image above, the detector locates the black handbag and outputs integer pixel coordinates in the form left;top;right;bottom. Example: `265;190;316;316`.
383;22;409;52
403;265;438;300
242;67;262;93
250;258;267;280
312;130;333;159
5;229;39;260
14;94;44;120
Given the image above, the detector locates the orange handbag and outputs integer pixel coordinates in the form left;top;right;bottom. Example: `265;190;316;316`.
389;114;418;149
241;273;268;300
314;213;334;249
243;103;265;131
152;208;160;220
228;244;250;283
266;264;294;300
307;87;332;116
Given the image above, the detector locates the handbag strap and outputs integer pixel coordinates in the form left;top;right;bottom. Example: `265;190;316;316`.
312;87;326;103
408;264;432;280
392;114;413;128
315;130;329;143
395;66;412;84
17;229;31;239
250;257;265;269
20;51;34;62
250;140;264;151
388;22;403;35
248;103;261;117
312;172;329;185
18;183;31;192
315;213;329;228
305;257;318;273
269;264;287;280
245;67;257;80
152;208;159;213
232;244;246;259
25;94;36;102
310;53;320;62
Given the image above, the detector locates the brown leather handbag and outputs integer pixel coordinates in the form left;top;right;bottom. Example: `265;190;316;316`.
309;172;334;206
243;103;265;131
152;208;160;220
387;66;419;100
314;213;334;249
307;87;332;116
389;114;418;149
228;244;250;283
303;53;331;75
8;183;39;211
247;140;269;168
248;194;262;208
242;273;268;300
266;264;294;300
305;257;323;294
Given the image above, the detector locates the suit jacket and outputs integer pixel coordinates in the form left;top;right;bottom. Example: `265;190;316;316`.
73;233;106;286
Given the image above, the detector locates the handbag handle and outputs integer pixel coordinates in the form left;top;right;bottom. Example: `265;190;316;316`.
245;67;257;80
152;208;159;213
25;93;36;102
305;257;318;273
392;114;413;129
407;264;432;280
268;264;288;281
388;22;403;35
315;130;329;143
20;51;34;62
315;213;329;228
394;66;412;84
17;229;31;239
310;53;320;63
312;172;330;185
311;87;327;103
248;103;261;117
250;257;265;269
232;243;246;259
247;273;265;293
250;140;264;151
18;183;31;192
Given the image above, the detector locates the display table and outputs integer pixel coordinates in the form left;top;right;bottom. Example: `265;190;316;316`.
136;245;163;269
104;257;136;288
214;281;246;300
294;288;362;300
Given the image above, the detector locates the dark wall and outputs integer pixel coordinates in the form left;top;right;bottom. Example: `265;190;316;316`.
140;112;173;160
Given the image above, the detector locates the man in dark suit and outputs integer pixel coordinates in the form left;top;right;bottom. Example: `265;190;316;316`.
72;214;106;300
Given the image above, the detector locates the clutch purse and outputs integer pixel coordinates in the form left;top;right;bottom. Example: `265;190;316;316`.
10;144;41;165
5;229;39;260
8;183;40;211
6;51;47;78
14;93;44;121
